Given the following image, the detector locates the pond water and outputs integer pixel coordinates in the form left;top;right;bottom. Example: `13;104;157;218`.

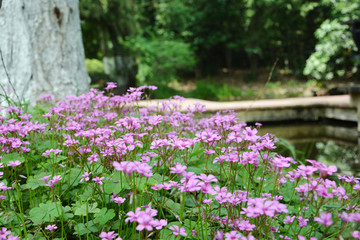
257;121;360;175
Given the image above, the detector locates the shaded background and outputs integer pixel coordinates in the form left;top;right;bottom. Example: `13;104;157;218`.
79;0;360;100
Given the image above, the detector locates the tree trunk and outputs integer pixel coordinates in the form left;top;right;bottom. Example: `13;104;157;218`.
0;0;89;106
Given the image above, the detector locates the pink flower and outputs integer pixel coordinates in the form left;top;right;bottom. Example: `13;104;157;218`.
283;216;295;224
39;175;51;183
44;175;62;188
80;172;92;182
125;206;166;231
110;194;126;205
136;213;154;231
93;176;105;185
40;94;55;101
214;231;224;240
100;231;118;240
225;231;242;240
169;163;187;176
52;175;62;183
7;160;21;168
314;212;333;226
45;224;57;231
0;227;11;239
169;225;187;236
88;153;99;164
242;127;259;143
199;173;218;183
0;182;12;192
152;219;167;230
7;235;20;240
353;231;360;239
104;82;117;91
298;216;308;227
237;220;255;231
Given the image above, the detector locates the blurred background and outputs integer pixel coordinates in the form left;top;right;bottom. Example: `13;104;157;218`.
80;0;360;100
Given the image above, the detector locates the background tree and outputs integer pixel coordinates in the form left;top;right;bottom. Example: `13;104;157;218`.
80;0;139;93
0;0;89;106
304;0;360;80
79;0;360;96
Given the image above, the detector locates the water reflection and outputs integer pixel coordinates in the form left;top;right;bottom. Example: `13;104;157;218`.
258;122;359;175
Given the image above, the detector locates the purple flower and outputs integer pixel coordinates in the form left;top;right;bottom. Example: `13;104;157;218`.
237;220;255;231
88;153;99;164
203;199;213;204
214;231;224;240
298;216;308;228
7;160;21;168
104;82;117;91
152;219;167;230
199;173;218;183
283;216;295;224
110;194;126;205
169;163;187;176
93;176;105;185
0;227;11;239
169;225;187;237
45;175;62;188
125;206;166;232
0;182;12;192
7;235;20;240
353;231;360;239
99;231;118;240
314;212;333;226
136;213;154;231
45;224;57;231
225;231;242;240
80;172;92;182
40;94;55;101
39;175;52;184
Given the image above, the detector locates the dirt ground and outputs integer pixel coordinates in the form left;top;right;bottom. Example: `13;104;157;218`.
169;68;360;100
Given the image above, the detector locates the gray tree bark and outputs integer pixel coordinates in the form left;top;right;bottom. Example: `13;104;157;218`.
0;0;89;106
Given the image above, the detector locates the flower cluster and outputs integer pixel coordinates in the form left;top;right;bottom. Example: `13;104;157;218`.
125;205;167;231
0;84;359;239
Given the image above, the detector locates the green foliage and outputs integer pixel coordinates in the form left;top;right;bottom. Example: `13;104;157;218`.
80;0;332;84
132;37;196;85
2;87;360;239
85;58;112;86
304;20;356;80
304;0;360;80
1;153;25;165
29;202;73;225
187;81;243;101
85;59;105;74
316;141;358;173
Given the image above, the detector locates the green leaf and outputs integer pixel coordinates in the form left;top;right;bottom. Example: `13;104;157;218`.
190;142;202;158
281;182;295;202
136;177;148;191
29;202;68;225
67;168;83;187
1;152;25;165
164;199;181;215
152;173;168;183
73;202;100;216
103;172;130;194
73;221;99;236
54;155;67;162
94;208;115;226
35;140;53;153
145;177;158;186
21;177;41;190
323;204;341;209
